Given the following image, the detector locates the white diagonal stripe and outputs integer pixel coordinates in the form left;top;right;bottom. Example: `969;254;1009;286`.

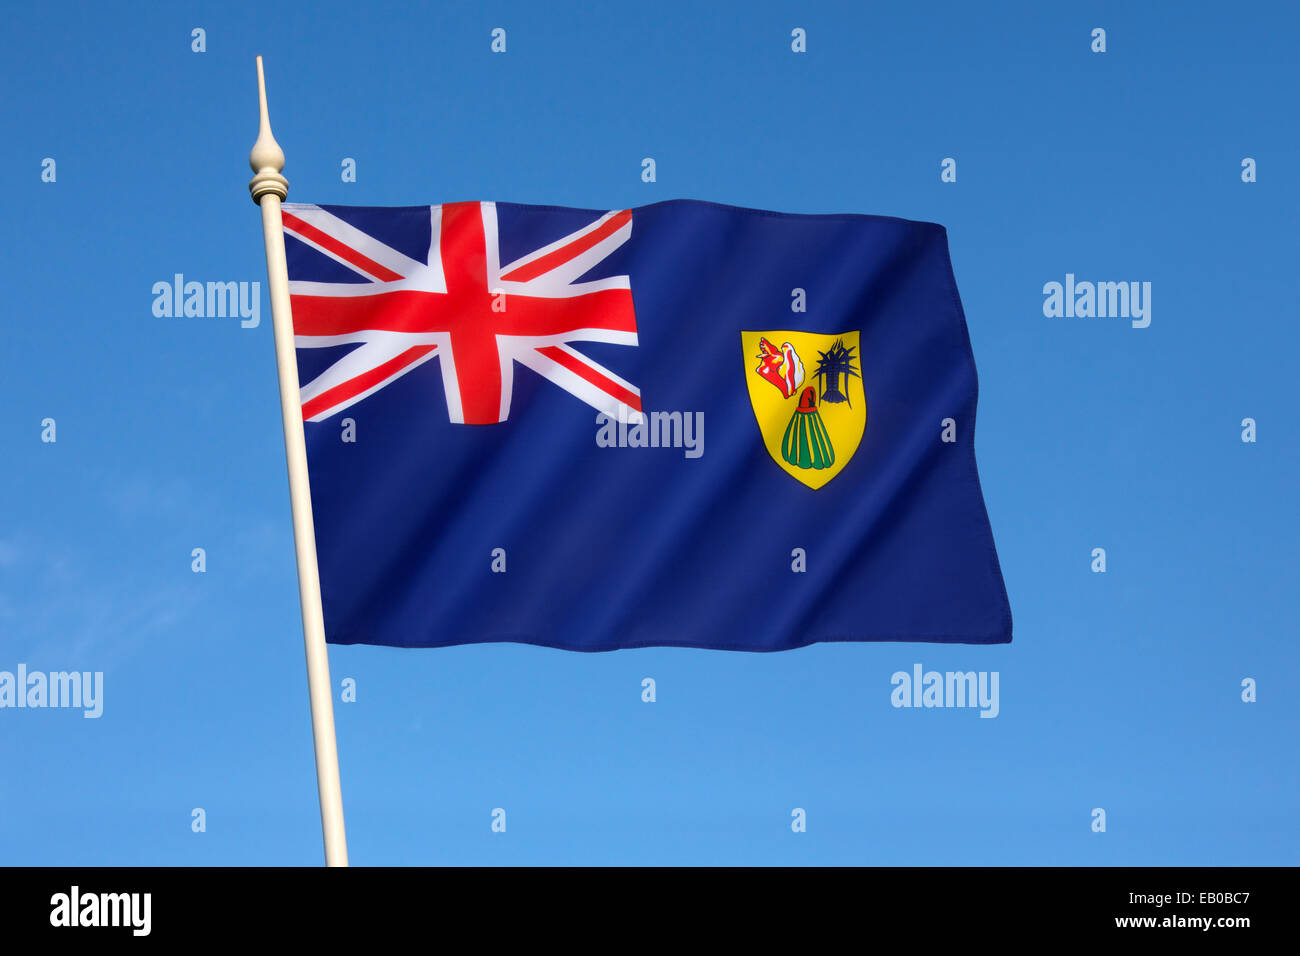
283;203;446;294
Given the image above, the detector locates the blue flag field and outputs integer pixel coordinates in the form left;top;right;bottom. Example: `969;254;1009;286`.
283;198;1011;651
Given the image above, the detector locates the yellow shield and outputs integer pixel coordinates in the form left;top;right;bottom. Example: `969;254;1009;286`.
741;330;866;489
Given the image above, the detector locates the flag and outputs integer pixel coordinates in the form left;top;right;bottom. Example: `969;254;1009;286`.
282;199;1011;651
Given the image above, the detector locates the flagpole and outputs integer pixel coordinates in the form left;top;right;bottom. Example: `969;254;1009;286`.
248;55;349;867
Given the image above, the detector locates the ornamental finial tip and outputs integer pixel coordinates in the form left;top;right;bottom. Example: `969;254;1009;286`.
249;55;288;203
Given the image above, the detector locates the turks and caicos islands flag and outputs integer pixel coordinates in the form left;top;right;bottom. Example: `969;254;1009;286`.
283;199;1011;651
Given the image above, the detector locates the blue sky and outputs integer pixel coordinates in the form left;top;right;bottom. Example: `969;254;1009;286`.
0;0;1296;864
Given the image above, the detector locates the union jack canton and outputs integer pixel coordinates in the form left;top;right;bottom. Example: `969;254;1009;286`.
282;202;641;425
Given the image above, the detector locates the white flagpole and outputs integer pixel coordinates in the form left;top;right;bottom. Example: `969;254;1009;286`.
248;55;349;867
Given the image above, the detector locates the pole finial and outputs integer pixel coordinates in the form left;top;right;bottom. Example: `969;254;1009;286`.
249;55;289;204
